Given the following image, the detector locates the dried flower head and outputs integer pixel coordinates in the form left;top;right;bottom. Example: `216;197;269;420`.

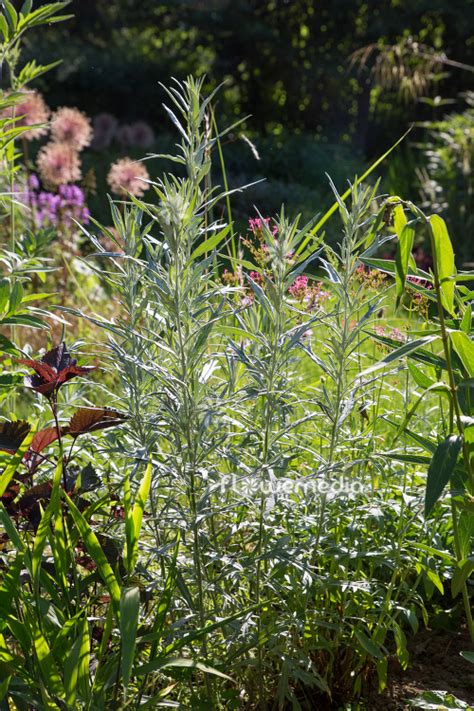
107;157;149;197
37;142;81;186
1;90;50;140
51;107;92;151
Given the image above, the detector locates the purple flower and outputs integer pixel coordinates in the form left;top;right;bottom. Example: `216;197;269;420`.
28;181;89;230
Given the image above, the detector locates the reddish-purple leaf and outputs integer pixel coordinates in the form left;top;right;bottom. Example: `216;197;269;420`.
0;420;31;454
67;407;127;436
18;481;53;529
29;427;62;454
17;343;97;398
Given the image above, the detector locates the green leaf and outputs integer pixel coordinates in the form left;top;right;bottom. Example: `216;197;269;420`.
0;314;48;329
135;656;233;680
407;362;435;390
0;13;9;39
429;214;456;315
0;427;34;497
120;587;140;694
31;616;64;699
2;1;18;31
451;558;474;598
363;335;439;376
191;225;230;260
425;435;463;517
354;629;385;660
450;331;474;378
0;553;23;632
7;281;23;316
460;650;474;664
124;460;152;574
77;615;91;703
0;279;9;315
21;0;33;14
460;306;472;334
64;494;121;616
395;221;415;299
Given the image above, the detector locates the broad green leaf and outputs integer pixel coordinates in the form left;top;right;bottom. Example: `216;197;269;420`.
77;615;91;703
425;435;463;517
395;221;415;299
362;335;439;376
64;494;121;615
407;362;435;390
0;553;23;632
21;0;33;14
7;281;23;316
0;279;9;315
0;426;34;497
2;1;18;31
461;650;474;664
429;214;455;315
450;331;474;378
0;13;9;39
451;558;474;598
32;458;63;594
460;306;472;334
130;460;152;572
135;656;233;680
31;616;64;699
64;631;81;707
191;225;230;260
354;629;384;660
120;587;140;694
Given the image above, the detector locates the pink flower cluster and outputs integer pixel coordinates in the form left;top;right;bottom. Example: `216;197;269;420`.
288;275;329;309
106;158;150;198
249;217;278;237
34;105;92;187
0;90;50;140
288;275;308;299
374;325;406;343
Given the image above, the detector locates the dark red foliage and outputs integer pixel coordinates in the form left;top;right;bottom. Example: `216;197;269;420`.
18;343;96;398
0;420;31;454
67;407;127;436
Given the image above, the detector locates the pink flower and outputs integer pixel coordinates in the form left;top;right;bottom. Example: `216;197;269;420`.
1;90;50;140
51;107;92;151
390;328;406;343
288;275;309;300
249;217;278;237
107;157;150;197
37;142;81;186
249;270;264;285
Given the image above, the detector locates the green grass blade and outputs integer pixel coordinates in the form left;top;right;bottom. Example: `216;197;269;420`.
120;586;140;695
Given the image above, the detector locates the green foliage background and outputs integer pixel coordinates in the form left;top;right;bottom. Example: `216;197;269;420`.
21;0;474;258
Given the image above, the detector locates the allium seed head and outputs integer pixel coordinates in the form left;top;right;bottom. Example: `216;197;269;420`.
37;142;82;186
1;90;50;140
51;107;92;151
107;157;149;197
